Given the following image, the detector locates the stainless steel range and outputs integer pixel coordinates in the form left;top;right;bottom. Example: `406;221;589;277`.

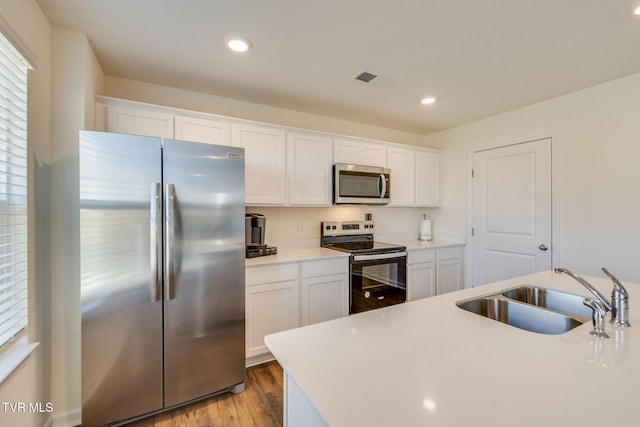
321;220;407;314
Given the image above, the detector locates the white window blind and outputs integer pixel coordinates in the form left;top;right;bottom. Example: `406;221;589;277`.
0;30;30;355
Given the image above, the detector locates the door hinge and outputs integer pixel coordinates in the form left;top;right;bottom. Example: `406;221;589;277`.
471;169;474;178
471;227;475;236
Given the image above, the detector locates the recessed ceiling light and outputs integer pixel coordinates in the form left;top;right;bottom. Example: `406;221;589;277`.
420;97;436;105
634;5;640;15
227;36;252;53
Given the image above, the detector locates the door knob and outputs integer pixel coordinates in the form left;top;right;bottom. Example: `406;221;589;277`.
539;244;548;251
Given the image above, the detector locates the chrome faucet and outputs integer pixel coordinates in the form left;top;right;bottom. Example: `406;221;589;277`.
554;267;630;329
601;267;631;327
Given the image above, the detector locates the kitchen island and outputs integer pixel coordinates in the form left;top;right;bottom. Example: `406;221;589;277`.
265;270;639;426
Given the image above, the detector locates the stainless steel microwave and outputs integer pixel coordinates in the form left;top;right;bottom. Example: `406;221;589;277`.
333;163;390;205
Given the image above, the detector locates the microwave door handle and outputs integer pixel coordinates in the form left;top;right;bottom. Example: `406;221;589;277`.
379;174;387;198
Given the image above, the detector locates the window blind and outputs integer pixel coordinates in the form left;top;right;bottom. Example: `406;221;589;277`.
0;30;29;355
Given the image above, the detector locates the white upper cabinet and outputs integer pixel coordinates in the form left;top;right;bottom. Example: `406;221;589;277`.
334;138;387;167
174;115;231;146
233;123;287;205
415;150;440;206
387;146;415;206
387;145;441;207
287;132;333;206
97;97;442;207
105;105;174;138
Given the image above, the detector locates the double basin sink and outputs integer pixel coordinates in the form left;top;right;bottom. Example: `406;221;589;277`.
456;286;592;335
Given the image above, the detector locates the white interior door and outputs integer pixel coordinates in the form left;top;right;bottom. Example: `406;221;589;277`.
471;138;552;286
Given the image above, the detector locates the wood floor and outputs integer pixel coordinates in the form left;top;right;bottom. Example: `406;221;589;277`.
128;361;283;427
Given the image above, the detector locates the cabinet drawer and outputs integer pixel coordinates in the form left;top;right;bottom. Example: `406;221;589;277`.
246;263;298;286
302;258;348;278
436;246;464;261
407;249;435;265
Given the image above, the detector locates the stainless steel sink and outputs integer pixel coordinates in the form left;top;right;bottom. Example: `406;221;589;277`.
502;286;592;319
456;286;590;335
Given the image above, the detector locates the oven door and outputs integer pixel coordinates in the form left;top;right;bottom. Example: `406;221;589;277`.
350;252;407;314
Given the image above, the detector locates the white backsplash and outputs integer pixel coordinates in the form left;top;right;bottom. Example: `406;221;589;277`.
245;205;444;249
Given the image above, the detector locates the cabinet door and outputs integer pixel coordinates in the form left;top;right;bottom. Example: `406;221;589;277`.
287;132;333;206
361;141;387;167
436;247;464;295
233;123;286;205
106;105;174;138
415;151;440;206
174;115;231;146
301;274;348;325
407;262;435;301
246;280;299;358
334;139;361;165
436;259;462;295
387;147;415;206
334;139;386;167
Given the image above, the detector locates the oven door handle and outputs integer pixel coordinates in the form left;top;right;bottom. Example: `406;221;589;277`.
352;251;407;262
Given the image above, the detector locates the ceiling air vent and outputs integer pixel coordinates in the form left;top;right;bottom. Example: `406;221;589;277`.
351;70;394;88
354;71;378;83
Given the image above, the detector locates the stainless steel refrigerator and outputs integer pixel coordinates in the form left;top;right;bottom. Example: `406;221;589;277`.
79;131;245;426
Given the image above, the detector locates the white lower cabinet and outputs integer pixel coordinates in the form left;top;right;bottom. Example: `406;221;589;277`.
300;259;349;325
435;246;465;295
407;249;435;301
245;257;349;365
245;264;299;363
407;246;464;300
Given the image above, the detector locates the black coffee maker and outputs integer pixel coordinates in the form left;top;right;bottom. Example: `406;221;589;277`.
245;213;277;258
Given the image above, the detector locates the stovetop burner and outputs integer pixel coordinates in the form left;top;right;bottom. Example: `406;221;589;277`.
320;220;406;255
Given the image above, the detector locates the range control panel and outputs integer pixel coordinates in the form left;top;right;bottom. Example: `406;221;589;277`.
321;220;375;237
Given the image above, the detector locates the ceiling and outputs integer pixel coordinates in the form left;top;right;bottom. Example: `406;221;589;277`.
37;0;640;135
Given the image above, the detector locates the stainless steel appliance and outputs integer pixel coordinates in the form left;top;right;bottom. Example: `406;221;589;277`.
245;213;277;258
80;131;246;426
333;163;391;205
321;220;406;314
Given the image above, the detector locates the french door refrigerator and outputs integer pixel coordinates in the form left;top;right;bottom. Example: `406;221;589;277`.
79;131;245;426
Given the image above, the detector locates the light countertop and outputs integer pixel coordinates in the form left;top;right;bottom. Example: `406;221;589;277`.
391;239;465;250
265;270;640;426
245;247;349;267
245;240;463;267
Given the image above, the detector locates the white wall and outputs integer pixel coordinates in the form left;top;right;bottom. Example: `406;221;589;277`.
49;25;104;426
425;72;640;283
0;1;51;427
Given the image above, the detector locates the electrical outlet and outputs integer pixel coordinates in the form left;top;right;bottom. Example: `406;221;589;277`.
298;223;305;234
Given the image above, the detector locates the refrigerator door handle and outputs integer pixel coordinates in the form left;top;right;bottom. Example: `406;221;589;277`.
164;183;176;300
150;182;162;301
